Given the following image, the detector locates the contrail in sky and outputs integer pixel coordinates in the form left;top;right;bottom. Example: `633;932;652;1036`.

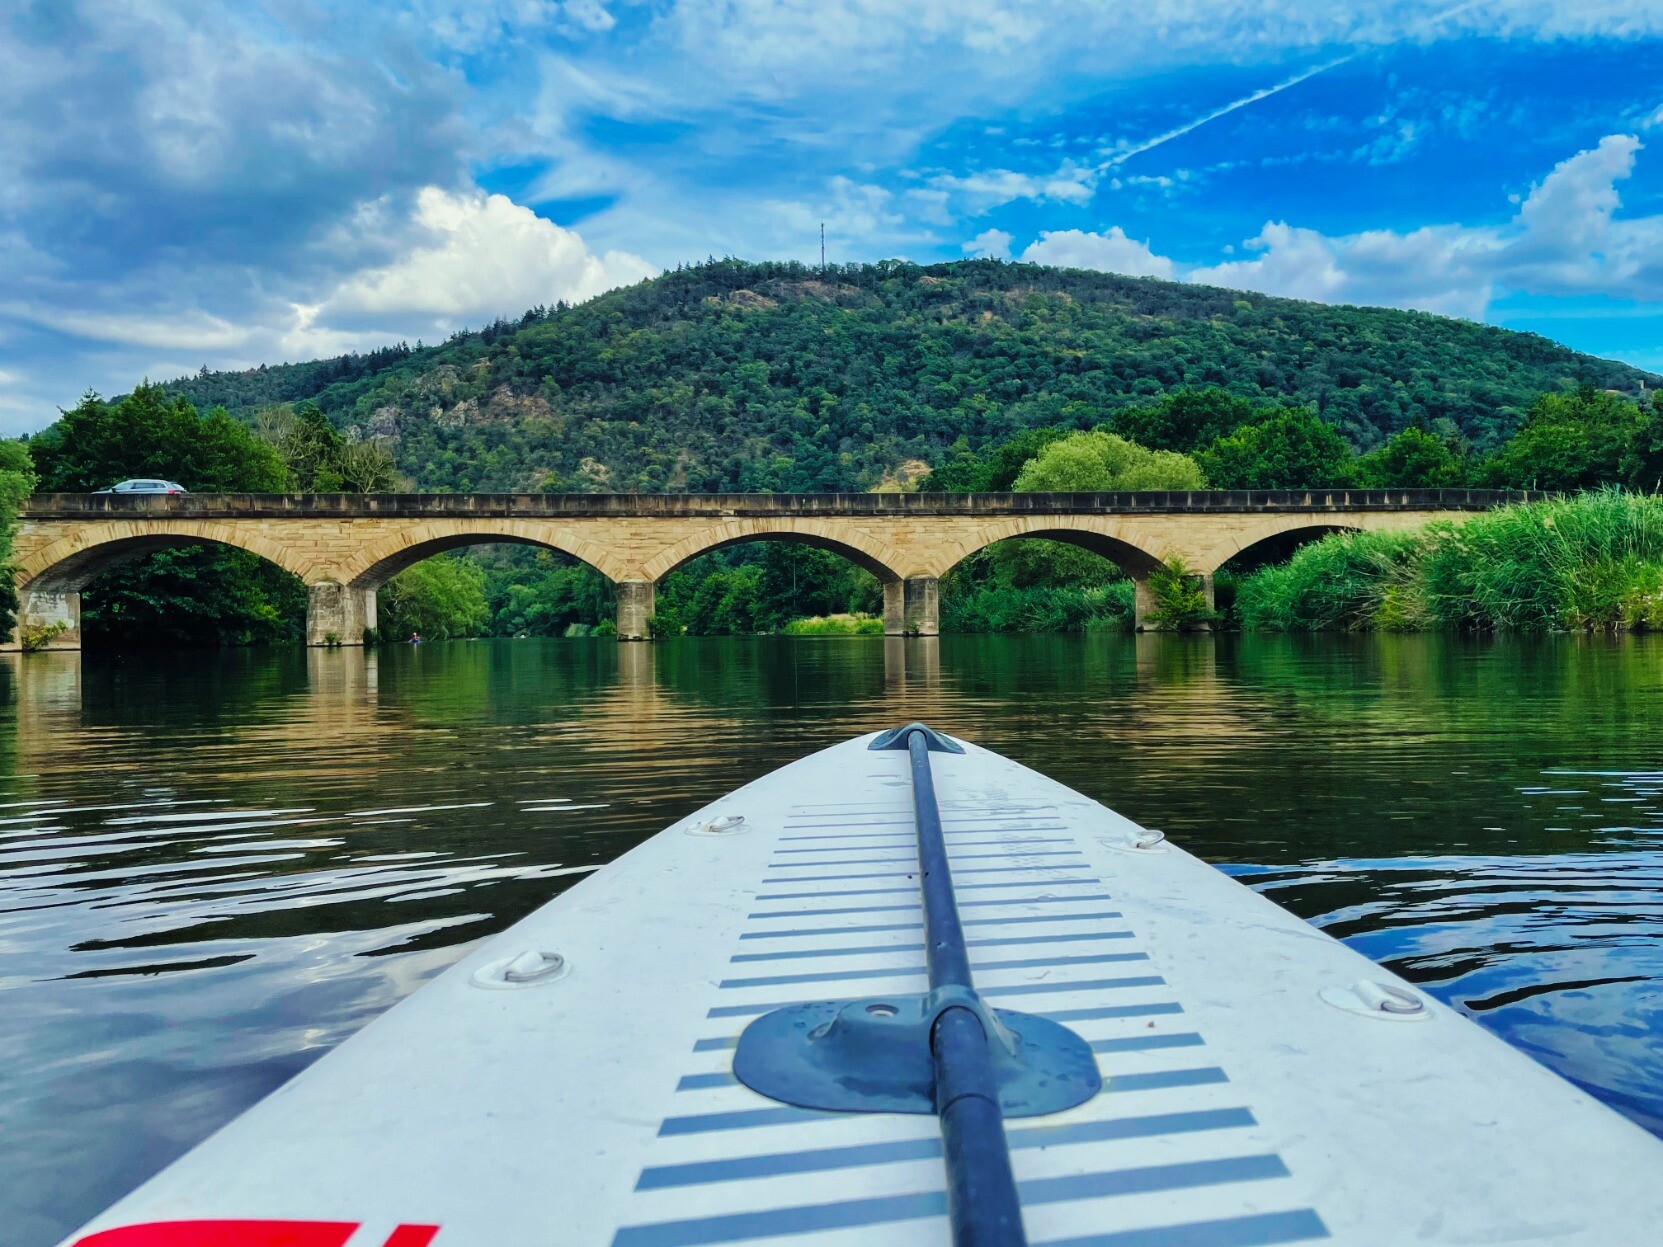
1097;54;1355;171
1097;0;1492;173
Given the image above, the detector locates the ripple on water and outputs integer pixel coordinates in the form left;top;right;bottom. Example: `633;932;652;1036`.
3;634;1663;1247
1231;762;1663;1133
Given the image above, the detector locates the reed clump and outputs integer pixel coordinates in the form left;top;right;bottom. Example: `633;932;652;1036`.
1237;489;1663;633
779;613;885;635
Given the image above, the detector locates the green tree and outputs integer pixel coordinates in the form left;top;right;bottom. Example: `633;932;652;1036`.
1199;408;1356;489
683;565;764;634
1355;426;1467;488
30;385;284;491
28;387;303;646
1012;432;1204;491
1;440;39;638
1110;389;1277;454
923;427;1068;492
1621;396;1663;493
1478;386;1642;490
379;555;489;640
482;549;614;636
751;544;881;630
256;401;347;490
256;401;407;491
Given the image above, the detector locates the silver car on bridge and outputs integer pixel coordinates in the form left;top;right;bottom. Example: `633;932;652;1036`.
93;479;189;495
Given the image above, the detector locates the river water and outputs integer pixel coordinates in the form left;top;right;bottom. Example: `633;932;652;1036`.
3;634;1662;1245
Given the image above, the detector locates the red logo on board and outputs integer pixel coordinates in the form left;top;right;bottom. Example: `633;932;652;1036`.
72;1222;439;1247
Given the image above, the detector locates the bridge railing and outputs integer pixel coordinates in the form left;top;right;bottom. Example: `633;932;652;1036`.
21;489;1550;518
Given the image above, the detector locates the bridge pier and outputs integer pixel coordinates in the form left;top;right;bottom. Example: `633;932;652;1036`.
306;581;375;647
883;581;904;635
616;580;655;640
3;591;83;655
885;578;940;635
8;588;82;650
1131;572;1214;631
903;577;940;636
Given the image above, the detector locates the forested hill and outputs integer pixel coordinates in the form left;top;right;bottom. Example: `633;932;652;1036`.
165;259;1658;494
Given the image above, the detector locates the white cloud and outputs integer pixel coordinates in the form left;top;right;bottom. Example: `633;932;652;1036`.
928;161;1098;212
412;0;617;50
650;2;1663;96
1021;227;1177;279
1012;135;1663;323
7;307;253;354
1186;134;1660;316
1188;220;1494;318
0;185;656;431
964;228;1013;259
313;188;654;325
562;0;618;34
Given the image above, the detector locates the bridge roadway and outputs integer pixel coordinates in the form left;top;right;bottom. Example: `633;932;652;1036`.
6;489;1538;648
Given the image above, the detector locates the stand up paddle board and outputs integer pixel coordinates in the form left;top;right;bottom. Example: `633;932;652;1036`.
62;725;1663;1247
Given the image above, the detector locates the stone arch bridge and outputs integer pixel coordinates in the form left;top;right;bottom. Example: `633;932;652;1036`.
7;490;1536;649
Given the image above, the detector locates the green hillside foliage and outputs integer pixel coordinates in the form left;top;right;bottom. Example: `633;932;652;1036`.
648;544;882;637
478;548;617;638
159;259;1654;493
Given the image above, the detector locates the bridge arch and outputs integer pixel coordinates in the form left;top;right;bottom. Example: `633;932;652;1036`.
12;521;318;651
639;519;908;584
17;521;316;592
1189;512;1432;575
930;517;1171;580
338;520;625;589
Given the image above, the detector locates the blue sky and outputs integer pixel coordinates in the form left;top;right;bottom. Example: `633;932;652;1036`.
3;0;1663;434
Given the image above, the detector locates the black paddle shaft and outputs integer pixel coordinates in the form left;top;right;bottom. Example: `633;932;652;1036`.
904;729;1028;1247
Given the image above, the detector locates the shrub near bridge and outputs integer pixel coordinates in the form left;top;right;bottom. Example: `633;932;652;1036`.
1235;530;1426;633
1420;490;1663;631
1237;490;1663;633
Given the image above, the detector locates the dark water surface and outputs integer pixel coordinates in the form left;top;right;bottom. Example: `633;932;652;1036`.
4;635;1662;1245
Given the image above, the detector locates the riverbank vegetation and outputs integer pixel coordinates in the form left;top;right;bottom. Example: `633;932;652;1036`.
781;613;884;635
1236;490;1663;633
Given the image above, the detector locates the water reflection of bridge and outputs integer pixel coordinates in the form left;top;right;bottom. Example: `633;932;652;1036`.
4;640;955;779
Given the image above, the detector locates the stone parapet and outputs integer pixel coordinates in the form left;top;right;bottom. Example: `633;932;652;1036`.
21;489;1545;519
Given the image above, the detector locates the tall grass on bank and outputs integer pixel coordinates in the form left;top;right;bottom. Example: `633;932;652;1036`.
780;613;884;635
1237;489;1663;632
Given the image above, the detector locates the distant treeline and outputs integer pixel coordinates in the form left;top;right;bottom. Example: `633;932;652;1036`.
11;377;1663;645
